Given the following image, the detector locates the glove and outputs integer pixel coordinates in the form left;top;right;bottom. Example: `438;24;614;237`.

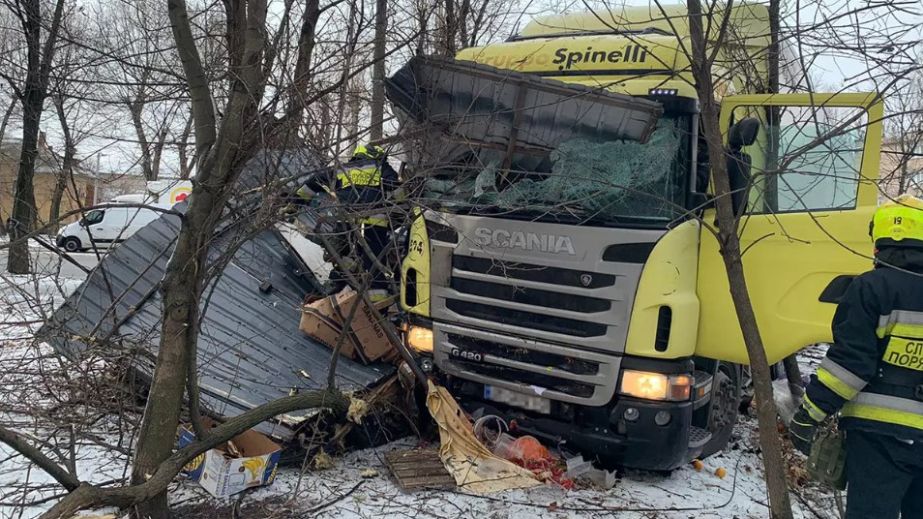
789;407;819;456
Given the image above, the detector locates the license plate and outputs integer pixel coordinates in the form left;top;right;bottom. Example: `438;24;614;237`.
483;385;551;414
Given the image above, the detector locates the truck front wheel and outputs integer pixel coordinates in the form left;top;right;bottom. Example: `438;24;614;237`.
700;362;741;459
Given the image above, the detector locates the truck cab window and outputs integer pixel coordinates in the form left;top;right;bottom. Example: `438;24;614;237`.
422;113;694;227
734;105;867;213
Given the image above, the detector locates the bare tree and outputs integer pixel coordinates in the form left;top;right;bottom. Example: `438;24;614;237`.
5;0;66;274
683;2;793;516
881;72;923;196
370;0;387;141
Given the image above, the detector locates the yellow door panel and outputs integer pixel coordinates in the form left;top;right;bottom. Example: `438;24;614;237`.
696;93;883;365
401;210;431;317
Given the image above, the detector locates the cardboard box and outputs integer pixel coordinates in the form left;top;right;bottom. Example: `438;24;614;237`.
299;288;397;364
179;419;281;498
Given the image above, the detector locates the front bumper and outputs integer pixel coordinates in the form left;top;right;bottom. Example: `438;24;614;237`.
446;377;699;471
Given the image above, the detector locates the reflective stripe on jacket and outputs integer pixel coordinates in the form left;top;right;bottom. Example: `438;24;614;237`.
804;247;923;439
336;160;382;189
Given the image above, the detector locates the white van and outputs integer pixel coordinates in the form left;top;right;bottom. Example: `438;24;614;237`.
55;204;167;252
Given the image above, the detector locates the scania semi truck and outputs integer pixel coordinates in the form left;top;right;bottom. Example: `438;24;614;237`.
394;4;883;470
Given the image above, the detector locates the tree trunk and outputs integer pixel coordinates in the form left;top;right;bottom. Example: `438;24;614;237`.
443;0;457;56
8;89;43;274
129;100;155;181
49;96;75;232
0;95;16;236
767;0;801;387
369;0;387;141
129;0;267;516
151;127;168;181
333;1;357;156
177;115;194;179
415;4;428;57
7;0;66;274
348;82;361;144
686;1;794;518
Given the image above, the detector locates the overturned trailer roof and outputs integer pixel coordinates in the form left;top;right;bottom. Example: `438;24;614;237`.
385;56;663;152
39;149;393;440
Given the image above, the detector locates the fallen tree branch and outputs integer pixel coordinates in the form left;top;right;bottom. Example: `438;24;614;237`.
38;390;349;519
0;425;80;491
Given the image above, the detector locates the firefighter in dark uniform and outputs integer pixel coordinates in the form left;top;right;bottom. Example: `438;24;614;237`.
298;144;398;289
790;194;923;518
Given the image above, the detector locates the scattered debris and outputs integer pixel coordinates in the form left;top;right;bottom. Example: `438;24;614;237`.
384;448;456;491
564;455;593;479
715;467;728;479
584;467;618;489
426;381;540;493
359;468;380;479
311;450;335;471
493;433;549;464
692;459;705;472
179;419;281;498
300;286;398;364
347;396;369;425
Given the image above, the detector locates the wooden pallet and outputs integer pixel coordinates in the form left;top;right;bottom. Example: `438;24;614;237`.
384;448;456;491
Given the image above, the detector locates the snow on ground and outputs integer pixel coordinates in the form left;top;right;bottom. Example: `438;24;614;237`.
167;412;841;519
0;255;841;519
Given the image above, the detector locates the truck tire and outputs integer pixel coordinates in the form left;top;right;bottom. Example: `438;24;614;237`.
61;236;82;253
700;362;742;459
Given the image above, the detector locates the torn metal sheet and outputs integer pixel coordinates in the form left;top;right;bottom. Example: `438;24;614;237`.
39;149;394;440
385;56;663;152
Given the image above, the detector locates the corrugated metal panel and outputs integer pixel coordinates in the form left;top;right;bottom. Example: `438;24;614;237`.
40;150;394;440
385;56;663;151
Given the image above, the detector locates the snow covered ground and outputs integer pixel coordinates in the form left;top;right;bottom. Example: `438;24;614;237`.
0;256;841;519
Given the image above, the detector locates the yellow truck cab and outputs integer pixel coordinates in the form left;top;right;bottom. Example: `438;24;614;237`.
395;4;883;469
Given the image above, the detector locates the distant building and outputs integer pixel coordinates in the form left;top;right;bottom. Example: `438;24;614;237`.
0;133;147;230
879;135;923;199
91;171;147;206
0;134;95;228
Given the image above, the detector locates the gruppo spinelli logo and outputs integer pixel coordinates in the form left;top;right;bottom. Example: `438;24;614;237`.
553;44;650;71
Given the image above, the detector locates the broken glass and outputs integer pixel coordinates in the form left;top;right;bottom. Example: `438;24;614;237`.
422;114;691;226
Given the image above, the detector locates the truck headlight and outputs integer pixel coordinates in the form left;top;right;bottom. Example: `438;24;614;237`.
619;370;692;402
406;325;433;353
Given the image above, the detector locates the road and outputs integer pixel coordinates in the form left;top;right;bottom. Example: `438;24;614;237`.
0;239;101;280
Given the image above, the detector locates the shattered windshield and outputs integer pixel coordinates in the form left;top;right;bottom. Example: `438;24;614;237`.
421;114;692;227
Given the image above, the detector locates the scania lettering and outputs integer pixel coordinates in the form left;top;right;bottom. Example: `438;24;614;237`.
473;227;577;255
397;4;884;470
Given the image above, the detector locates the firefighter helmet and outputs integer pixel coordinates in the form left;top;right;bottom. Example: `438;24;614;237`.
871;194;923;244
352;144;385;160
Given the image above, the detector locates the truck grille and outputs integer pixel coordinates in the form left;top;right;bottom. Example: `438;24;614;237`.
446;300;607;337
426;212;661;407
453;256;615;289
447;256;613;338
447;333;599;375
450;278;611;313
433;323;621;406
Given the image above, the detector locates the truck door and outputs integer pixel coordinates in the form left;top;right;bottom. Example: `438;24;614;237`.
696;93;884;365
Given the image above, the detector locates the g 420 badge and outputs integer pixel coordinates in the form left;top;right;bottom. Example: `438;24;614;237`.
451;348;483;362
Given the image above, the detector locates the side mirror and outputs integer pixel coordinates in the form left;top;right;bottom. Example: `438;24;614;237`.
728;117;760;150
78;219;87;227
